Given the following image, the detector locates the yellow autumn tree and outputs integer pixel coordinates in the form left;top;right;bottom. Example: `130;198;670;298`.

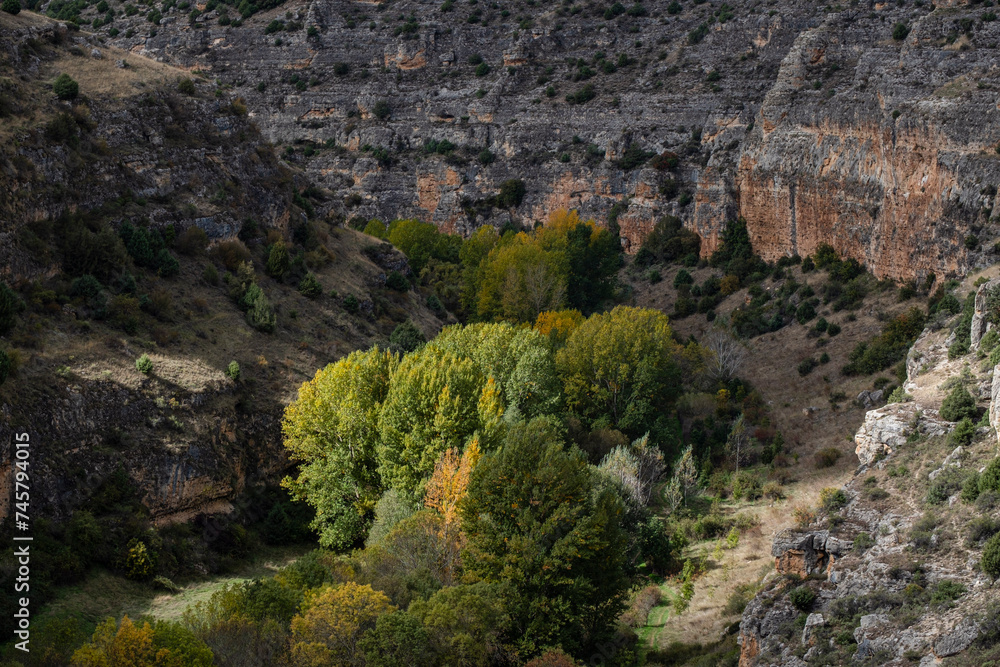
534;309;584;347
424;439;482;581
290;582;395;667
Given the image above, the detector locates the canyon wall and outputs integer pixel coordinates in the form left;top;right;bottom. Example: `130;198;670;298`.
79;0;1000;280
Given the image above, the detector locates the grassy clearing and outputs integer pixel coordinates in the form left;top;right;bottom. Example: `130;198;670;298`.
36;545;307;632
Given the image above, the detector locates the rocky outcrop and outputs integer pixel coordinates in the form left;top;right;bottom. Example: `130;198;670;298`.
971;278;1000;351
771;529;851;577
854;401;948;466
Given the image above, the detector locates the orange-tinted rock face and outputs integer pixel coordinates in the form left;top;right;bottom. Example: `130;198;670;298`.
739;633;760;667
737;120;972;281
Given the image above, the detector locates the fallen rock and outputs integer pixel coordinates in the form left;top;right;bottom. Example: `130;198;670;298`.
90;48;102;59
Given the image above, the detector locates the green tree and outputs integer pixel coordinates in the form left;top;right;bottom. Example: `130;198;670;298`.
408;583;507;666
476;240;566;322
459;225;499;315
556;306;682;433
1;0;19;13
282;348;399;549
377;346;488;495
266;241;290;278
429;322;562;418
459;417;630;659
386;218;462;274
983;533;1000;579
360;612;435;667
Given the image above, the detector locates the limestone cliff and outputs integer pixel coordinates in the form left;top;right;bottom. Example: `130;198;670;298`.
62;0;1000;280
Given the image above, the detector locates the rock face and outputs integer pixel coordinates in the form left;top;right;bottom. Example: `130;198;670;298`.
68;0;1000;280
771;529;851;578
970;278;1000;351
854;401;948;466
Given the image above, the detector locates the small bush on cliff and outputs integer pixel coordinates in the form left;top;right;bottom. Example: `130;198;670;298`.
225;361;240;381
940;384;978;422
177;78;196;95
343;294;360;314
789;586;816;611
979;458;1000;495
298;273;322;298
2;0;21;15
135;354;153;374
982;533;1000;579
950;417;976;447
820;487;849;512
892;22;910;41
53;73;79;100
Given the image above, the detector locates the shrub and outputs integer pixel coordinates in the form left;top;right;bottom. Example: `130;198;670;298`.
266;241;290;278
950;417;976;446
177;78;196;95
853;532;875;553
789;586;816;611
497;179;526;207
389;320;426;352
372;100;391;120
930;580;966;605
731;470;762;500
385;270;409;291
298;273;322;298
53;73;79;100
982;533;1000;578
814;447;840;469
797;358;818;376
135;354;153;374
762;481;784;500
212;239;252;271
792;506;816;529
842;308;925;375
820;487;849;511
827;322;841;336
474;62;490;77
2;0;20;14
344;294;360;314
244;284;276;332
940;384;977;422
980;457;1000;495
225;361;240;381
892;22;910;41
566;84;596;105
176;226;208;255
